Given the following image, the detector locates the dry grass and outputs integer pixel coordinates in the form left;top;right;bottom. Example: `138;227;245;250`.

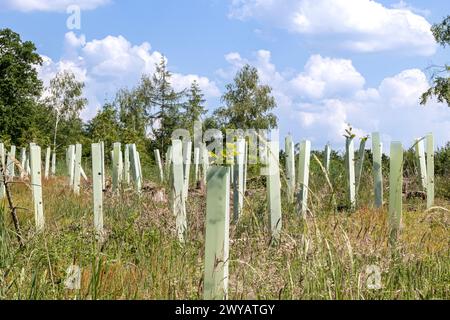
0;164;448;300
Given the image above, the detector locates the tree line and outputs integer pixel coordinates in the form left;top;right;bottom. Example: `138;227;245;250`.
0;28;278;161
1;15;450;164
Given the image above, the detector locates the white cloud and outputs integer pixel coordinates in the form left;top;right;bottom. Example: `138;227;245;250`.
81;35;162;78
378;69;429;108
296;100;354;141
64;32;86;48
172;74;221;98
37;55;88;92
218;50;450;148
229;0;437;55
38;32;221;120
290;55;365;100
391;0;430;17
216;52;248;79
0;0;110;12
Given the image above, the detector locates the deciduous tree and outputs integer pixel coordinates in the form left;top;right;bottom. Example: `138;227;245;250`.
0;28;43;145
421;16;450;106
214;64;277;130
44;70;87;153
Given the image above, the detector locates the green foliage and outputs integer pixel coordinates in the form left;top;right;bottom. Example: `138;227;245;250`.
203;115;220;131
141;57;185;151
86;59;209;163
45;70;87;121
87;103;121;150
116;87;147;140
420;69;450;106
435;142;450;176
431;16;450;47
214;64;277;130
421;16;450;106
0;28;282;157
0;28;43;145
111;85;152;164
44;70;87;151
183;80;206;134
343;125;356;140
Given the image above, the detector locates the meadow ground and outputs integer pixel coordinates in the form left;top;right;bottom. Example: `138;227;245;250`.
0;162;448;300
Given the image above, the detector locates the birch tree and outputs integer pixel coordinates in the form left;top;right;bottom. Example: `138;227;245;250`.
45;70;87;157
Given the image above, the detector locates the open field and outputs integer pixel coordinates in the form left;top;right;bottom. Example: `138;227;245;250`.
2;3;450;305
0;156;448;300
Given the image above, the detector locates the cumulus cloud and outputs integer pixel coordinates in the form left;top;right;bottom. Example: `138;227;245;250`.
229;0;437;55
81;35;161;78
390;0;431;17
378;69;430;108
38;32;221;120
0;0;110;12
172;74;221;98
38;55;87;83
218;50;450;148
290;55;365;100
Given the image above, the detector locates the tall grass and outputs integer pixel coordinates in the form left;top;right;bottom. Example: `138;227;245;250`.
0;155;448;300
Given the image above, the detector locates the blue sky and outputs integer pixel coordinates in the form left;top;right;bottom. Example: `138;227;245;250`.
1;0;450;150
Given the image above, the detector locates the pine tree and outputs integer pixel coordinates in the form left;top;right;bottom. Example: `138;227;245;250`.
183;80;206;134
140;57;185;151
